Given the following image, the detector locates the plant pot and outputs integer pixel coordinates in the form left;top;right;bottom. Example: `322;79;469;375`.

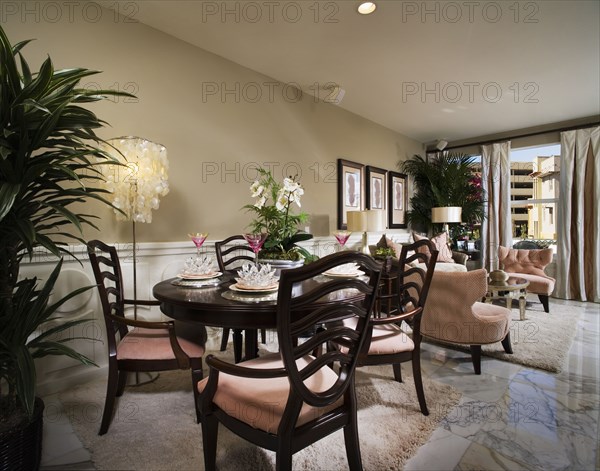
259;259;304;277
0;397;44;471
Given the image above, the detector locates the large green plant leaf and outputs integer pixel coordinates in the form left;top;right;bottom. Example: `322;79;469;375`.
0;25;132;420
400;152;485;234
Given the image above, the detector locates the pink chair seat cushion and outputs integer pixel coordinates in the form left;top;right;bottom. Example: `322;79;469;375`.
342;317;414;355
423;302;510;345
507;273;555;295
117;327;205;360
197;353;342;434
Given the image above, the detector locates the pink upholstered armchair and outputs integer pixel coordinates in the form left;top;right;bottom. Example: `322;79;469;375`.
497;246;555;313
421;269;513;374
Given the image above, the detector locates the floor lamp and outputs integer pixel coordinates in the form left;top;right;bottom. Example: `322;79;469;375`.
103;137;169;383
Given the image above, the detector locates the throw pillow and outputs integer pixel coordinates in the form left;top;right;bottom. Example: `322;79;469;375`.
375;234;402;259
412;231;454;263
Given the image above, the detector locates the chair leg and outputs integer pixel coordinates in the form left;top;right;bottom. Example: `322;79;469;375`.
412;354;429;416
116;370;127;396
538;294;550;313
99;362;119;435
470;345;482;375
260;328;266;344
343;420;364;471
392;363;403;382
275;441;293;471
233;329;243;363
191;362;204;424
220;328;230;351
201;414;219;471
501;332;513;354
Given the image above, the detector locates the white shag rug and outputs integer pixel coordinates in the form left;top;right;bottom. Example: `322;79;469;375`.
56;333;461;470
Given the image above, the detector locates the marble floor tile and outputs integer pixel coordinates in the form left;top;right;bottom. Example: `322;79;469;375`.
455;441;536;471
403;428;472;471
39;298;599;470
429;368;512;403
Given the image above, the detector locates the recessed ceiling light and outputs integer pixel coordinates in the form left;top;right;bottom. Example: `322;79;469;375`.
358;2;377;15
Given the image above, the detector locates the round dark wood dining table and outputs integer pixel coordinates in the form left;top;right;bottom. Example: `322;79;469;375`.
152;273;364;360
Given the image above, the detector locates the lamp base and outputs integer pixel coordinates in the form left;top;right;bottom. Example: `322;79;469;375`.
359;231;370;254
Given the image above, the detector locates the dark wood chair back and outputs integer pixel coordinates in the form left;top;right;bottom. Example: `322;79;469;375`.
87;239;204;435
345;238;437;416
87;239;129;352
277;251;383;409
198;251;383;470
214;235;265;358
214;235;255;272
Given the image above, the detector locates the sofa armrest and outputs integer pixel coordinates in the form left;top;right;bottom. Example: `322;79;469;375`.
451;251;468;265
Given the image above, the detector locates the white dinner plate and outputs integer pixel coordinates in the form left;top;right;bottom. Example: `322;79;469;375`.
177;272;222;280
229;283;279;293
323;270;362;278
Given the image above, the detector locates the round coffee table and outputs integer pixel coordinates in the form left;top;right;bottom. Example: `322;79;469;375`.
486;276;530;320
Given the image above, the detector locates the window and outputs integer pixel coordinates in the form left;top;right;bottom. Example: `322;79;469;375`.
510;144;560;252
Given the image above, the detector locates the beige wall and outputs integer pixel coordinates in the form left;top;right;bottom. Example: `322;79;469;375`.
3;7;423;244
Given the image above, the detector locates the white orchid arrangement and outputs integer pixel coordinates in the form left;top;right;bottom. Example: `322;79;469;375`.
243;168;314;261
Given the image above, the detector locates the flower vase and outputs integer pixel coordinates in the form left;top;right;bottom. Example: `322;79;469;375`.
259;259;304;277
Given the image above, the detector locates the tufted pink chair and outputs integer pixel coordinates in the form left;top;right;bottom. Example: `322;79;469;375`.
421;269;512;374
497;246;555;313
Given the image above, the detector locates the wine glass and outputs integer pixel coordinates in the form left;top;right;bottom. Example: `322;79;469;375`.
243;232;268;266
333;230;352;252
188;232;208;258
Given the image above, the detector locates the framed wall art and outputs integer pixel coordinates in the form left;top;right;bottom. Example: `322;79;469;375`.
365;165;386;211
388;171;407;228
337;159;364;229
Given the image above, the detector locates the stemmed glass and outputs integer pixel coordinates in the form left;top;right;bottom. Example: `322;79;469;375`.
333;230;352;252
188;232;208;258
243;232;268;266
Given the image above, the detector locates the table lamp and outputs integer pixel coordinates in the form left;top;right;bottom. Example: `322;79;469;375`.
347;209;385;254
431;206;462;234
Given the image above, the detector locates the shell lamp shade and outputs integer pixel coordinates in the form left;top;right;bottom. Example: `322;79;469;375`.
102;136;169;223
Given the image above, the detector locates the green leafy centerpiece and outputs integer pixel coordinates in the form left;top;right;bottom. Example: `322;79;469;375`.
243;168;314;262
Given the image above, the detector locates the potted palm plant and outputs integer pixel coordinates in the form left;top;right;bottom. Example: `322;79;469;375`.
0;25;131;469
400;152;485;237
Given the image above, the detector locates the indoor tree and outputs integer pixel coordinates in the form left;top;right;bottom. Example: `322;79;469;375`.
0;24;131;467
400;152;485;237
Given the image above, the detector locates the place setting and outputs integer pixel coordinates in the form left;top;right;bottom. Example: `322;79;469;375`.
222;262;279;303
322;262;366;279
171;238;224;287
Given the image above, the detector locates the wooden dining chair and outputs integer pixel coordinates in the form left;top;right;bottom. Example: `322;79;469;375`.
214;234;266;361
197;251;383;471
87;240;205;435
330;239;438;416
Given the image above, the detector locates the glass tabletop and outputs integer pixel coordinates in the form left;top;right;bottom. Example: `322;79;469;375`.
488;277;529;290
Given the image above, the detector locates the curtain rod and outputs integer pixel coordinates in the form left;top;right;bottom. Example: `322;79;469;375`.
444;121;600;151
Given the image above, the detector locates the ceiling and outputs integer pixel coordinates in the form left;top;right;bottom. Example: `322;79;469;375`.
107;0;600;144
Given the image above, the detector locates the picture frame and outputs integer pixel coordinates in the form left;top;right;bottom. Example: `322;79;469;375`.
456;240;466;250
365;165;386;211
467;241;476;251
388;171;407;228
337;159;364;229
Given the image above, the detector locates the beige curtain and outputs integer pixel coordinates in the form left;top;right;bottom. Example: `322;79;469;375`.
556;126;600;302
481;141;512;271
